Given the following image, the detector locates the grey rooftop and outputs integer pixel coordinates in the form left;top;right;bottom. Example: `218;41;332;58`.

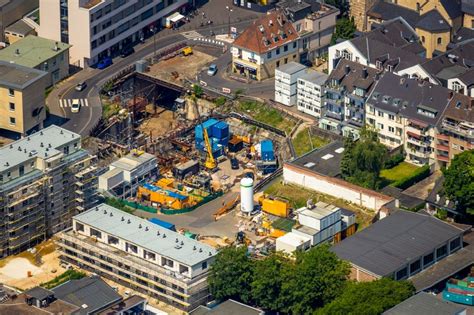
331;210;463;277
0;125;81;173
298;68;328;86
0;60;47;90
383;292;466;315
276;61;307;75
74;204;217;266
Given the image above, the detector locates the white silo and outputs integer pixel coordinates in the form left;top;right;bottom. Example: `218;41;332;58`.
240;177;254;214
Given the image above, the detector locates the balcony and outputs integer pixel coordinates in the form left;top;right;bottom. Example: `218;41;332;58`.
437;155;450;162
436;133;450;141
407;136;430;148
325;98;343;106
408;147;430;159
406;125;427;136
324;111;343;121
325;85;344;94
436;143;449;152
442;120;474;138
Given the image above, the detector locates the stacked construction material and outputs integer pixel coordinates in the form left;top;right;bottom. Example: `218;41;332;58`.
195;119;229;158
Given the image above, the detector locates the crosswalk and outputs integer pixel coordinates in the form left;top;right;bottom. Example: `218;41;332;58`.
182;31;202;39
59;98;89;108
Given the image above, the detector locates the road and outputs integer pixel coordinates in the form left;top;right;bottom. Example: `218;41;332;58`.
47;0;262;136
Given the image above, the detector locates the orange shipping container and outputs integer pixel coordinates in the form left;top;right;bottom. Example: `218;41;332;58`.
262;198;289;217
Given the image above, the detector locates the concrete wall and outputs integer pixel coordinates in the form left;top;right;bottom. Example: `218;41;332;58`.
283;163;393;211
350;266;379;282
38;0;61;42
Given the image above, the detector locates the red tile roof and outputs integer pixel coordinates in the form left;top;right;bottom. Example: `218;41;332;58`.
233;10;299;54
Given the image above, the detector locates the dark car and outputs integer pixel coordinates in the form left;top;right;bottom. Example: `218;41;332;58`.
120;46;135;58
97;57;112;69
231;158;239;170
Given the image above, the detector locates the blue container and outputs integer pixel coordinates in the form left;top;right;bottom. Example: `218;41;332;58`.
261;140;274;161
217;136;229;146
212;121;229;139
148;218;176;231
195;118;219;139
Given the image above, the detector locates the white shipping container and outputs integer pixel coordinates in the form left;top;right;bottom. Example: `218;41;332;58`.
276;233;311;254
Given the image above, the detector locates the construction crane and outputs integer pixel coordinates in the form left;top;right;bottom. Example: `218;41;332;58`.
203;126;216;169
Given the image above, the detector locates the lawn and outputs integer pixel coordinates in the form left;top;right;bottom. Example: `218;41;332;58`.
236;101;296;134
265;179;375;229
292;128;330;156
380;162;420;183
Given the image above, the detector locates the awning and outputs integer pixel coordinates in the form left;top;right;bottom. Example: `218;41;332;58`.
407;131;421;139
169;12;185;23
234;61;256;70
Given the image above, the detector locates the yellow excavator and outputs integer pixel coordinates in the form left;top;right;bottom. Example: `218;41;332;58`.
203;126;216;169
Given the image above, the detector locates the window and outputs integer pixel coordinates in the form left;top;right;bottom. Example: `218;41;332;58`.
202;261;208;269
267;51;271;59
450;237;461;251
8;88;14;96
293;42;297;49
284;58;288;64
284;44;288;52
378;110;384;117
395;267;408;280
376;61;382;70
75;222;84;232
9;117;15;125
108;235;119;245
90;228;102;238
162;257;174;268
276;48;280;55
437;37;442;45
377;123;384;130
452;81;462;93
421;36;425;43
409;259;421;275
126;242;138;254
436;244;448;259
388;126;395;133
388;114;395;120
9;103;15;111
276;61;280;68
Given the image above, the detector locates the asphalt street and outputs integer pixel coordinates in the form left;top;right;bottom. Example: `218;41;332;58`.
47;0;262;136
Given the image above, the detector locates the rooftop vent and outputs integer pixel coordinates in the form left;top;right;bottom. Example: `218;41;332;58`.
269;19;273;26
18;146;21;151
145;226;149;231
109;212;113;217
40;142;44;147
335;147;345;154
157;231;160;236
193;245;196;250
139;224;142;229
40;131;43;135
48;143;52;148
321;154;334;160
127;219;131;224
258;25;265;33
121;216;125;221
95;207;99;211
14;49;20;56
9;144;12;149
103;209;107;214
180;241;184;246
60;130;63;135
163;233;166;238
304;162;315;168
199;248;203;253
27;137;30;141
4;162;9;167
53;42;59;51
209;252;212;256
175;238;179;243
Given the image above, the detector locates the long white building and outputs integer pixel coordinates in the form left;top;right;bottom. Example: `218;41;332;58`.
296;68;328;118
274;62;306;106
58;203;217;312
39;0;188;67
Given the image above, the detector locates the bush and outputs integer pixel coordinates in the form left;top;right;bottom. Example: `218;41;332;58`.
41;270;86;289
104;197;134;214
384;152;405;169
392;164;430;190
214;96;226;106
193;84;203;98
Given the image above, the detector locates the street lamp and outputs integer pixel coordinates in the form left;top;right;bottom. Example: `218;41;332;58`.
150;26;157;62
226;6;233;38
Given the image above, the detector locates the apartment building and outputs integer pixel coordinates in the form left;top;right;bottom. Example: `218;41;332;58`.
274;61;306;106
435;93;474;166
319;59;380;139
57;204;217;312
276;0;339;63
232;11;299;81
0;36;70;87
0;125;98;258
39;0;189;67
296;68;328;118
0;0;38;42
366;72;452;165
0;61;47;136
328;18;425;73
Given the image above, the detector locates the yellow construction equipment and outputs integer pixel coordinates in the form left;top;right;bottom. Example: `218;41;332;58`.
203;126;216;169
182;46;193;56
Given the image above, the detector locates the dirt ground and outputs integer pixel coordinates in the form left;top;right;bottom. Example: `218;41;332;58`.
138;109;179;138
148;49;216;83
0;239;65;290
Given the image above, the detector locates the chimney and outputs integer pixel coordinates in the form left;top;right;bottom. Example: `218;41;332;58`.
362;67;368;79
436;194;440;202
345;64;350;75
53;42;59;51
395;199;400;208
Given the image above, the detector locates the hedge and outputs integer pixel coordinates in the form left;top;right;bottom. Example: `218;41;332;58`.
392;164;430;190
384;153;405;169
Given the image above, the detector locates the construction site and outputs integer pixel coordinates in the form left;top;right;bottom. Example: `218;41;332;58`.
86;40;354;257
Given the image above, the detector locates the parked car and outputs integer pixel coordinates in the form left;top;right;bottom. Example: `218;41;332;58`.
231;158;239;170
207;64;217;76
75;81;87;91
120;46;135;58
71;99;81;113
97;57;112;69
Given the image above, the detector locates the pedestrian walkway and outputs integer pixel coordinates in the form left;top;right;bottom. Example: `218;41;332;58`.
182;30;203;39
59;98;89;108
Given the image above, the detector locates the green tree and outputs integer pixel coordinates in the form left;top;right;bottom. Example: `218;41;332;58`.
442;149;474;216
324;0;350;16
315;278;415;315
193;84;203;98
331;17;356;45
208;246;254;304
281;245;350;314
251;252;292;311
341;126;388;189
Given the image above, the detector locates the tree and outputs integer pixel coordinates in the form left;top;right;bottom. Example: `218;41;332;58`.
341;126;388;189
207;246;254;304
280;245;350;314
442;149;474;216
324;0;350;16
251;252;292;312
315;278;415;315
331;18;356;45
